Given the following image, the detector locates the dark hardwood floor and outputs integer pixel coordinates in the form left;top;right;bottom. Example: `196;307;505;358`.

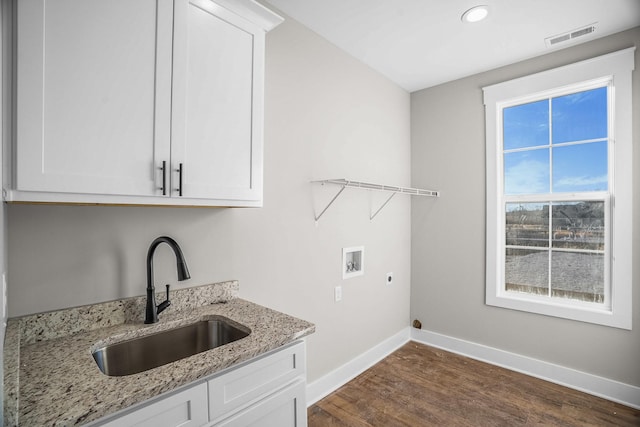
308;342;640;426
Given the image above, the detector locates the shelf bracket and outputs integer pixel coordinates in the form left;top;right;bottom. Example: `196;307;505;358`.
370;192;396;220
314;184;347;222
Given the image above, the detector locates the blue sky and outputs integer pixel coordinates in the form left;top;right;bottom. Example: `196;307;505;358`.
503;87;608;195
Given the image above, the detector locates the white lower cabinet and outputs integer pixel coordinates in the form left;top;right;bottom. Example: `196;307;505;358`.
211;379;306;427
99;383;209;427
207;340;306;427
93;341;306;427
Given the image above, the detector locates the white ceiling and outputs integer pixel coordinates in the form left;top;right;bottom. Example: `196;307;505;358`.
264;0;640;92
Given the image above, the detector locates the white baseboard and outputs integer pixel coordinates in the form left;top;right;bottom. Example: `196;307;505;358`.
411;328;640;410
306;327;411;405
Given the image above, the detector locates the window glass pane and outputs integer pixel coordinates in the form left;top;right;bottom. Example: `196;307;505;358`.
550;252;604;303
505;248;549;296
503;99;549;150
552;201;605;251
552;142;607;192
504;148;549;195
506;203;548;247
552;87;607;143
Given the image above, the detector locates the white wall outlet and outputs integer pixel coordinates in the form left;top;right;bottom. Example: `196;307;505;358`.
386;272;393;285
334;286;342;302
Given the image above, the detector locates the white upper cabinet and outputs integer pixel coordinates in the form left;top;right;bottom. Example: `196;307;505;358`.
15;0;173;197
172;0;264;202
9;0;282;206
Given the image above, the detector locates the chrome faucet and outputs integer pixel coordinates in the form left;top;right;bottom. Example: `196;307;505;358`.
145;236;191;324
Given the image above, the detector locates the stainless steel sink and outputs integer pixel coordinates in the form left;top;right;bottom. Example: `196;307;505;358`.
92;316;251;376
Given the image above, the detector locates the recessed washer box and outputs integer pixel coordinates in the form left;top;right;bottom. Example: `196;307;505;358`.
342;246;364;279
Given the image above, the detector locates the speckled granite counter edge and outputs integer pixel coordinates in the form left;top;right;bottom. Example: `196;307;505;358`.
3;323;20;427
3;280;315;426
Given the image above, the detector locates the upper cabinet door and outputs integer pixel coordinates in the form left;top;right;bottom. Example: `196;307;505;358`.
15;0;173;196
170;0;264;202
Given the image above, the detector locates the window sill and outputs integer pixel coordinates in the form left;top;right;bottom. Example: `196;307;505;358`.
486;290;630;330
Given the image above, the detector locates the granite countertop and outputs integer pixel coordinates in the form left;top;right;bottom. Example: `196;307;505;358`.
3;281;315;426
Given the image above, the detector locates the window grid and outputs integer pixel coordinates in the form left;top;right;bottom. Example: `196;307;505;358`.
500;83;610;308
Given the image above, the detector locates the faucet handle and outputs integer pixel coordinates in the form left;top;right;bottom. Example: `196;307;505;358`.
156;284;171;315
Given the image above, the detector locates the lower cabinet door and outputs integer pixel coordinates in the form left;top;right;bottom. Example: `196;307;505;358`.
208;341;305;422
99;382;209;427
213;379;307;427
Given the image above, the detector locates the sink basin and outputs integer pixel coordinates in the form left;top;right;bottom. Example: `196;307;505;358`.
92;316;251;376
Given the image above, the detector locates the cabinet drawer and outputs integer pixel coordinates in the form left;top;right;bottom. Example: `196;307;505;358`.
212;378;307;427
98;382;209;427
208;341;305;422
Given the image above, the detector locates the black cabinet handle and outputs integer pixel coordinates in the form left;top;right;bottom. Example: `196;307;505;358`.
178;163;183;197
160;161;167;196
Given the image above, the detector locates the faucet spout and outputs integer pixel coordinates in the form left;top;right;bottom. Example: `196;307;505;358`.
145;236;191;324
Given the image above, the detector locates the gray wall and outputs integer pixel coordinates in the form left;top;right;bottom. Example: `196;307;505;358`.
411;27;640;387
7;14;412;383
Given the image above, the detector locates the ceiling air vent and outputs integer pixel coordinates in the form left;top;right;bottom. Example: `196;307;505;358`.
545;23;597;48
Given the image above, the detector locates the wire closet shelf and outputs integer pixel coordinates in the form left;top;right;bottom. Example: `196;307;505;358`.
311;178;439;221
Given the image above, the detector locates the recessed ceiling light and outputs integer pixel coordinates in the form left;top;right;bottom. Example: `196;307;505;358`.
461;5;489;23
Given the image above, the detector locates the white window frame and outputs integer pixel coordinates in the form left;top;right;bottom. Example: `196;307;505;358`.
483;48;634;330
